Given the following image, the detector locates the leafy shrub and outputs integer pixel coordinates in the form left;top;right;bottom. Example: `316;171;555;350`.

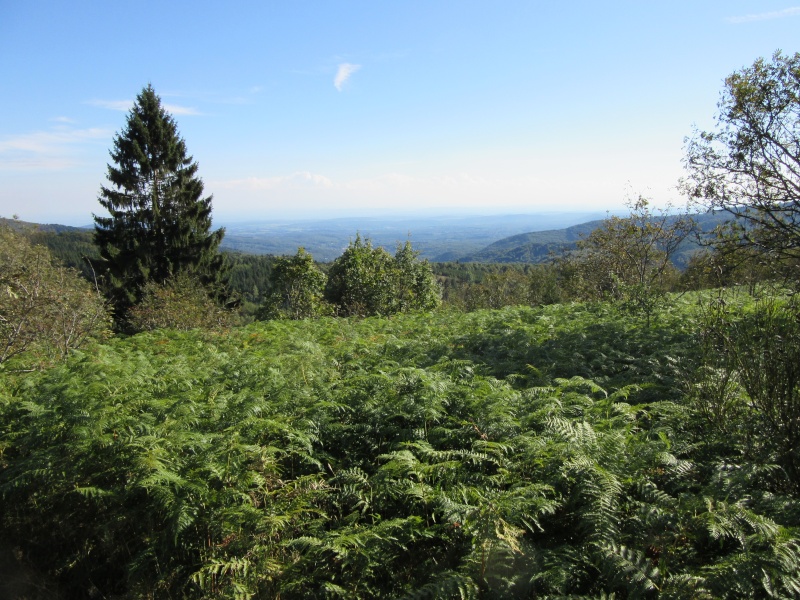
127;272;237;331
559;196;692;323
325;235;440;317
258;247;331;319
0;226;110;369
696;294;800;493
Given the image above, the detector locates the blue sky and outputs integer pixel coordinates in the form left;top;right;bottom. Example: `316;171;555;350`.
1;1;798;225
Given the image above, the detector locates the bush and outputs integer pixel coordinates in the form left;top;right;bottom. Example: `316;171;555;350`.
258;247;331;320
0;226;110;368
697;295;800;492
325;236;441;317
127;272;237;331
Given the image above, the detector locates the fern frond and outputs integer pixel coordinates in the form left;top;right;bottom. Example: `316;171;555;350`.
399;570;479;599
598;542;660;596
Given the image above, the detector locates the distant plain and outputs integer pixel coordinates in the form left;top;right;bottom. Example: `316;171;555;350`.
218;211;611;261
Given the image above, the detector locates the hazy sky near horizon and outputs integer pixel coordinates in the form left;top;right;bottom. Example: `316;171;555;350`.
1;1;798;225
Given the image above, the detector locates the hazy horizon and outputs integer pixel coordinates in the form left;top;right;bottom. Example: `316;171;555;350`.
2;2;797;224
14;207;614;229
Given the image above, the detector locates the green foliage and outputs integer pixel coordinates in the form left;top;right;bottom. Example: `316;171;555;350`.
325;234;395;316
25;228;100;281
452;264;564;311
0;226;110;369
560;196;693;322
684;51;800;285
679;245;773;292
694;294;800;492
1;293;799;598
127;272;238;332
391;241;442;313
94;84;229;324
224;251;277;304
259;247;330;319
325;235;441;317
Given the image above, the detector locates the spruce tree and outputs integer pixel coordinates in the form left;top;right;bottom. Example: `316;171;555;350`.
94;84;228;323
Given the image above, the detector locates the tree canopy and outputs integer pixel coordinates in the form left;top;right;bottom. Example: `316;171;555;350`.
684;51;800;281
324;235;441;317
94;84;228;323
260;247;329;319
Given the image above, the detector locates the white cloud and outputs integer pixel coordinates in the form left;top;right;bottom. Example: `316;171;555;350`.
727;6;800;23
0;126;110;171
0;127;109;154
88;99;133;111
162;103;202;116
214;171;335;190
88;99;201;115
334;63;361;91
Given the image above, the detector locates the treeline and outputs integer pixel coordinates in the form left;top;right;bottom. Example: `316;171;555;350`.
11;200;781;325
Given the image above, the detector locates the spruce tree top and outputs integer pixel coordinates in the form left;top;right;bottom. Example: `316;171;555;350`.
94;85;227;318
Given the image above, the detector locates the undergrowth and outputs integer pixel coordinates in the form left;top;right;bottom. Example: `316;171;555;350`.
1;292;798;598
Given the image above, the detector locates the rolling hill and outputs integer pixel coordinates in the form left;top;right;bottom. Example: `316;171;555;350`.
459;210;733;266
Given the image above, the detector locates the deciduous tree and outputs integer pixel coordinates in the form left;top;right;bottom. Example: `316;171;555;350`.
561;196;692;321
391;241;441;313
259;247;330;319
324;235;441;317
325;234;395;317
684;51;800;282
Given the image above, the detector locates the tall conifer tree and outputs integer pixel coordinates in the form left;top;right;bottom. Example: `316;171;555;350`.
94;84;228;321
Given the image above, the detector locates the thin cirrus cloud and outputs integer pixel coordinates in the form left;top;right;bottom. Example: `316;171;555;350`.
214;172;335;190
334;63;361;91
214;171;514;197
727;6;800;23
0;126;110;171
87;99;202;115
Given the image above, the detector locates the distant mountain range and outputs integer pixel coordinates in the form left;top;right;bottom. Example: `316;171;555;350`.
456;220;605;263
457;211;730;266
2;209;732;265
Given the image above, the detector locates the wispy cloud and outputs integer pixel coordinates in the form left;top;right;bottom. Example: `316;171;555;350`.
0;127;109;154
334;63;361;91
727;6;800;23
88;99;133;112
88;99;202;115
214;172;335;190
51;116;76;124
162;103;202;116
0;126;110;171
214;171;500;197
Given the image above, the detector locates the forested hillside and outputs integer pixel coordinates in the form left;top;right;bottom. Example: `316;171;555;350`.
460;211;731;266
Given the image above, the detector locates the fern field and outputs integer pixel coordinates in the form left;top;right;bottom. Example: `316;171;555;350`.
2;294;800;598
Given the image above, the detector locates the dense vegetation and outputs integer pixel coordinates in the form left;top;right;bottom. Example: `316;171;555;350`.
2;51;800;599
2;292;799;598
0;227;110;369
